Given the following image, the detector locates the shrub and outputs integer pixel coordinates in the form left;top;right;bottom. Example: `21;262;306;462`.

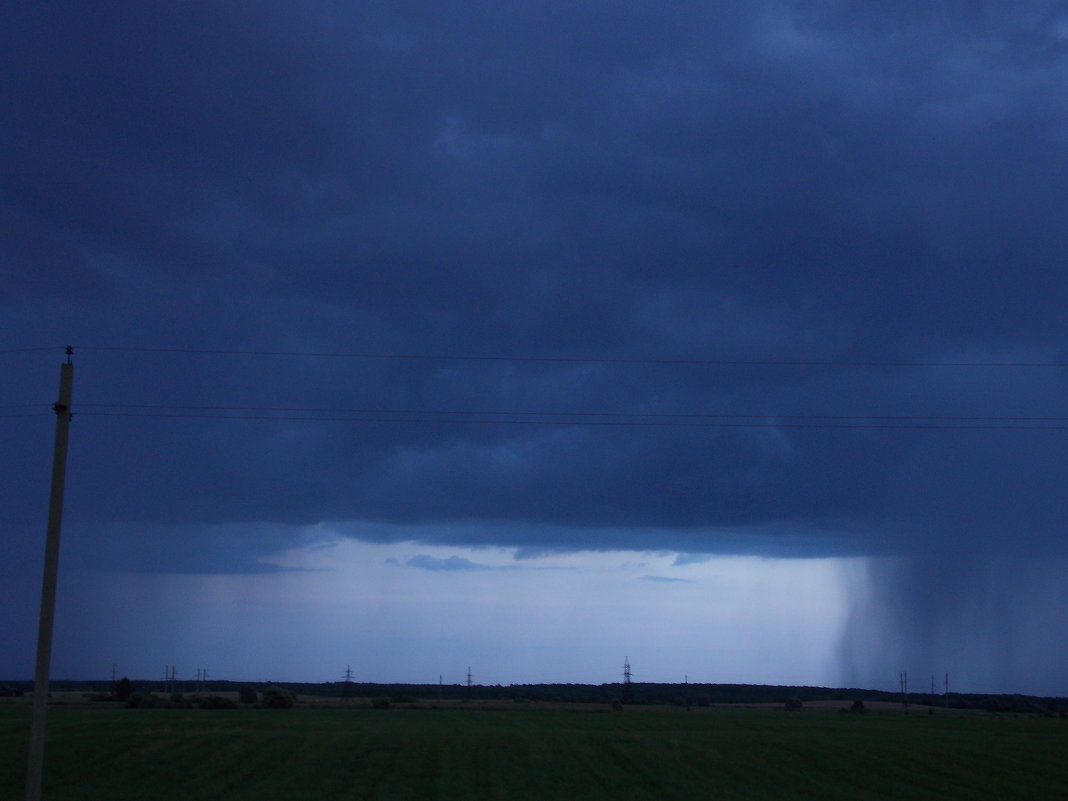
125;692;160;709
199;695;238;710
784;698;804;712
238;686;258;704
112;677;134;701
611;700;624;712
371;697;391;709
261;686;295;709
850;699;865;713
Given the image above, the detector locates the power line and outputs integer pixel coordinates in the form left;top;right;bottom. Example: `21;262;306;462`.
74;402;1068;423
7;348;1067;431
73;410;1068;430
58;344;1068;368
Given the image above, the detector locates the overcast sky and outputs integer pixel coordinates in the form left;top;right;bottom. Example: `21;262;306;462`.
4;2;1068;695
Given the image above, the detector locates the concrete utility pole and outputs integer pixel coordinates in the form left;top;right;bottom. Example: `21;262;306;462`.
25;351;74;801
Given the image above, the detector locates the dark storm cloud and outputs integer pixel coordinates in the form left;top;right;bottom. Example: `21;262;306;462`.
4;0;1067;601
60;523;323;575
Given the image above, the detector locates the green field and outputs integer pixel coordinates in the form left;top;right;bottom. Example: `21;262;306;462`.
3;702;1066;800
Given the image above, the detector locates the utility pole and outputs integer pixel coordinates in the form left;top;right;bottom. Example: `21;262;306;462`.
899;671;908;708
465;667;473;699
25;350;74;801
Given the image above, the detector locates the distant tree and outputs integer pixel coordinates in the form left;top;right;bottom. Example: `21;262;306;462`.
784;698;804;711
261;686;295;709
371;697;391;709
113;677;134;701
125;692;160;709
239;685;258;704
199;695;238;710
850;699;865;713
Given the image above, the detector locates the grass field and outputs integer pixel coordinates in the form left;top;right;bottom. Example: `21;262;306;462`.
2;700;1066;800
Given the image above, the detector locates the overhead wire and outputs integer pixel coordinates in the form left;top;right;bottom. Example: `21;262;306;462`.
74;402;1068;424
4;346;1066;431
74;410;1068;430
41;344;1068;368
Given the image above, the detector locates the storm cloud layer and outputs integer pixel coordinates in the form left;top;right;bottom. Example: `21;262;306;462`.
4;2;1068;691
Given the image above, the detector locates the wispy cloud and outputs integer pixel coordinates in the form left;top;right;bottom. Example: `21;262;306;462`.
673;553;713;566
640;575;691;583
406;554;495;572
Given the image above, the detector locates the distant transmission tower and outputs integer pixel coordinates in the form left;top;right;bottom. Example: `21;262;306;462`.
341;665;354;698
164;665;177;693
622;657;633;704
899;671;908;708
